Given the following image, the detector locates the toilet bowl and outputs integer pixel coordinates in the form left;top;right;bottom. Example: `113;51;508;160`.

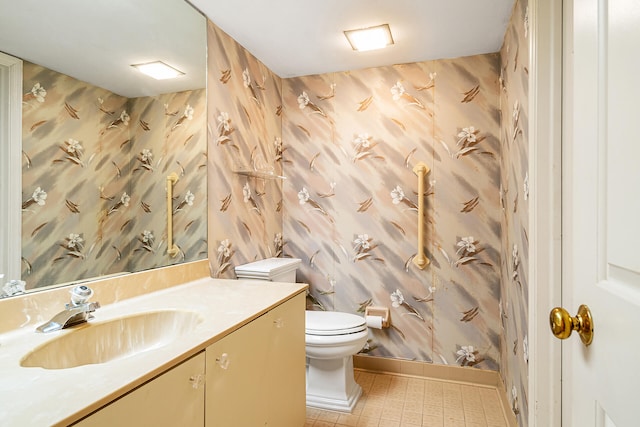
304;310;368;412
235;258;368;412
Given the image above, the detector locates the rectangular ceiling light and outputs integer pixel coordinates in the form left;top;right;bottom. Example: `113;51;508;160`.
131;61;184;80
344;24;394;52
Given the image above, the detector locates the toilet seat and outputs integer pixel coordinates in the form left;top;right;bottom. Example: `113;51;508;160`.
305;311;366;336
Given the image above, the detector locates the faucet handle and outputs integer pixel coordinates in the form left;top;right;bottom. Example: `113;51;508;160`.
70;285;94;306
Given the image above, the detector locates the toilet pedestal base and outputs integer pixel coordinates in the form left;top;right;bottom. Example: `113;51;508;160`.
306;355;362;412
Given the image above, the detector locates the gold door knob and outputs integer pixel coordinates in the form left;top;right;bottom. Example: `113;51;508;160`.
549;304;594;346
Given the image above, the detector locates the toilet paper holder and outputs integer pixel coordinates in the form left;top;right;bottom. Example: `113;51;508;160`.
365;306;391;328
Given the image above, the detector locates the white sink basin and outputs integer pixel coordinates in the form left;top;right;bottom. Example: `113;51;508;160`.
20;310;203;369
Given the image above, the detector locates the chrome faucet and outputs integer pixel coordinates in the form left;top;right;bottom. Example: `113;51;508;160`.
36;285;100;333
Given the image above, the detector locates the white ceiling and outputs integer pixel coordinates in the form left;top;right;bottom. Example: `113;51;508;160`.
0;0;206;98
190;0;516;78
0;0;515;97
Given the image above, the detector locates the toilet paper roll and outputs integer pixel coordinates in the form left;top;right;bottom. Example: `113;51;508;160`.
365;315;383;329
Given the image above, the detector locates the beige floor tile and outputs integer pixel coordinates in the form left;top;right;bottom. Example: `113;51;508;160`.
390;376;409;388
352;398;367;415
357;371;377;383
317;410;341;423
403;399;423;413
373;374;394;385
361;405;384;419
405;387;424;402
423;403;444;417
485;417;507;427
377;419;401;427
422;414;444;427
443;383;462;393
465;410;488;424
307;407;324;419
307;371;509;427
444;395;462;407
337;413;360;426
401;410;423;425
443;418;466;427
463;403;485;413
356;415;380;427
380;404;403;421
408;377;425;388
385;396;406;409
387;390;408;401
364;395;387;407
444;407;465;421
425;389;444;398
484;409;507;426
370;384;390;397
464;402;485;410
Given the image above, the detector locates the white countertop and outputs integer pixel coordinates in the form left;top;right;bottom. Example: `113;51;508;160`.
0;277;307;426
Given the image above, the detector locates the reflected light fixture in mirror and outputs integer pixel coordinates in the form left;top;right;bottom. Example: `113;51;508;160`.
344;24;394;52
132;61;185;80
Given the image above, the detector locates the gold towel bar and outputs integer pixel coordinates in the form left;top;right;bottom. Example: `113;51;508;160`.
413;162;430;269
166;172;179;257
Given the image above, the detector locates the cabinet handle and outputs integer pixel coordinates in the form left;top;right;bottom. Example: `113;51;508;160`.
189;373;205;389
216;353;230;370
273;318;285;329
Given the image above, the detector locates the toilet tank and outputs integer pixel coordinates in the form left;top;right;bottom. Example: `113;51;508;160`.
234;258;301;283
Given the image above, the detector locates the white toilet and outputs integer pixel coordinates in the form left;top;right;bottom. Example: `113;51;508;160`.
235;258;368;412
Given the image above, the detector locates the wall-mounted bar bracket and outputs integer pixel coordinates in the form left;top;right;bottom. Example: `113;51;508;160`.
166;172;179;257
413;162;430;269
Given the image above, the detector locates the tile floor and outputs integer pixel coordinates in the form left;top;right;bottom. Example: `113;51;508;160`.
305;370;510;427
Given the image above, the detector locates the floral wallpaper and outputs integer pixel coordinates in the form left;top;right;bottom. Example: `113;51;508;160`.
283;56;502;370
21;62;206;290
206;20;503;370
499;0;530;425
207;21;284;275
206;2;529;421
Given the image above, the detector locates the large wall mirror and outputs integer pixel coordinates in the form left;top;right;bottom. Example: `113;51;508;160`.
0;0;207;298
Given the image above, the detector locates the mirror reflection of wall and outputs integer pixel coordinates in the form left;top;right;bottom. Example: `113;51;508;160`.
21;62;207;291
0;0;207;296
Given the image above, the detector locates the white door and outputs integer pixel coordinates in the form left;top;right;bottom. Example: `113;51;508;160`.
562;0;640;425
0;51;22;283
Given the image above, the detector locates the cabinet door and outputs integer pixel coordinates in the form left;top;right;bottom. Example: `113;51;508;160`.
75;352;205;427
205;313;270;427
264;293;306;426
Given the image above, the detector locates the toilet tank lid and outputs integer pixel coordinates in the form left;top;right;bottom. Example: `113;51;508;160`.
234;257;301;275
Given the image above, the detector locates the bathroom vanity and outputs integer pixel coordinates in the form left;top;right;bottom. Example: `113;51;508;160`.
0;275;307;426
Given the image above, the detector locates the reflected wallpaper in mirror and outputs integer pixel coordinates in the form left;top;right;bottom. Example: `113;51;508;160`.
21;63;207;290
0;0;207;295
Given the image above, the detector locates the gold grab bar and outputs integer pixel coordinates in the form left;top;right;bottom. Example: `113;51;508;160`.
166;172;179;257
412;162;430;269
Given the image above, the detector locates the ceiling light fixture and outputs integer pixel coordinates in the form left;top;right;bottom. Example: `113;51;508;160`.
344;24;394;52
131;61;184;80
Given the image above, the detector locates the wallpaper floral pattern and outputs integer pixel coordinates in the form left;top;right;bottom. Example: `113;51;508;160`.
21;62;207;290
207;21;284;275
206;2;529;422
499;0;530;425
283;56;502;370
206;21;503;370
